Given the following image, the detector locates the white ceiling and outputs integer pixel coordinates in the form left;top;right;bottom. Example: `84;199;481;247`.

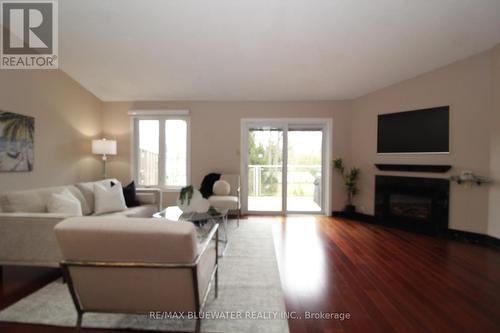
59;0;500;101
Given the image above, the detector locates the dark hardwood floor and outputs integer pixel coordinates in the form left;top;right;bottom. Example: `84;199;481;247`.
1;216;500;333
272;216;500;333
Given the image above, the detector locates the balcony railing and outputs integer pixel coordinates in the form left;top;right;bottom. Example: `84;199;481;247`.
138;153;320;203
248;164;321;197
139;149;158;185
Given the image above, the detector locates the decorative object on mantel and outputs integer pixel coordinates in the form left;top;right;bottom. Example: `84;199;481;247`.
375;164;452;173
92;138;117;179
333;157;360;214
0;110;34;172
177;186;210;213
450;171;492;187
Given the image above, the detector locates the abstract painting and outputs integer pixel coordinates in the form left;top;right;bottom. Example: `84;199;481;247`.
0;111;34;172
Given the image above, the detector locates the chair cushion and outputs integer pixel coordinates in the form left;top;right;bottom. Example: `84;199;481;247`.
208;195;239;210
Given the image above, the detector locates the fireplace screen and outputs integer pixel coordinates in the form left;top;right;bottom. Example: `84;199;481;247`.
389;194;432;220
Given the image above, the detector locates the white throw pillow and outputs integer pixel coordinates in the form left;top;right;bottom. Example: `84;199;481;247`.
47;189;83;216
213;180;231;196
94;183;127;215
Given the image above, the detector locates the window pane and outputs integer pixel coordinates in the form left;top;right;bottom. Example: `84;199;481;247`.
138;120;159;186
165;119;187;187
247;128;283;212
287;130;322;212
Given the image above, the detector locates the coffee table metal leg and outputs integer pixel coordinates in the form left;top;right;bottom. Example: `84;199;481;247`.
224;215;229;242
216;215;229;257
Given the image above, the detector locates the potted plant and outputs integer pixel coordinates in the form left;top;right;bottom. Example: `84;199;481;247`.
333;157;360;214
179;185;194;205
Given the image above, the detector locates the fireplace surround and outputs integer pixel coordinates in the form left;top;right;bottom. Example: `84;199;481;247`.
375;175;450;235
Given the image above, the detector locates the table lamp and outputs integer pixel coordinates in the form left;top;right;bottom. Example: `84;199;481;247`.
92;138;117;179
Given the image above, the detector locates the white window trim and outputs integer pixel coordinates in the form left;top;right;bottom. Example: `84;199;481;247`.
130;110;190;192
128;109;189;117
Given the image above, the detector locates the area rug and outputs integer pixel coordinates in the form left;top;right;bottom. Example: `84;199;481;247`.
0;219;290;333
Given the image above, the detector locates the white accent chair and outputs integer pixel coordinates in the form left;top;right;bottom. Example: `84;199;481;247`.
55;217;218;333
208;174;241;227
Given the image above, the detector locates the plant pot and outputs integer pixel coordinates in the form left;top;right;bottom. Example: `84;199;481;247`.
344;204;356;214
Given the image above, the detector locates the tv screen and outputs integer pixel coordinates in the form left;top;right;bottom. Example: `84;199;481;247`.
377;106;449;154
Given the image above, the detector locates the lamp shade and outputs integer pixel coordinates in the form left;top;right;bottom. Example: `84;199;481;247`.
92;139;117;155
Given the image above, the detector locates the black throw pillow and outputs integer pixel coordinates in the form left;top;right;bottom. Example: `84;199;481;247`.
111;181;141;207
199;173;221;198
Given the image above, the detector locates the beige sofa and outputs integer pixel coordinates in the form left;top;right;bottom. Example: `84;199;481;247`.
55;217;218;333
0;179;161;268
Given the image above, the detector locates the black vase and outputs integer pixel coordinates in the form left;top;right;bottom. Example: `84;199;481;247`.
344;204;356;214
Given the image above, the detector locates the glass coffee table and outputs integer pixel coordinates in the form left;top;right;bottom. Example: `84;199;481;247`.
153;206;229;255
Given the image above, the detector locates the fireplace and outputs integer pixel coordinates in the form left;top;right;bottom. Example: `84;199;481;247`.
375;176;450;235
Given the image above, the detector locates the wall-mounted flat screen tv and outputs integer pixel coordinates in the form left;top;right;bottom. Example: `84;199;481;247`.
377;106;449;154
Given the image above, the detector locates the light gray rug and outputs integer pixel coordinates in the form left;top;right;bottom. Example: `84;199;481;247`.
0;219;289;333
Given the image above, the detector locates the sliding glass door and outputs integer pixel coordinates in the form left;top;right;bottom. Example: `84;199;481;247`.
243;120;328;215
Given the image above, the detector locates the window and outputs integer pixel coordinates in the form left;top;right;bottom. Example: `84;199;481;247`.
132;112;189;189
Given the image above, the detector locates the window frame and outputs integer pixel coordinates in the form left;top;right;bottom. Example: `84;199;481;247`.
130;111;190;191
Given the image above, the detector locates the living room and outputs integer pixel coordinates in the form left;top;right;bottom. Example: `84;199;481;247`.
1;1;500;333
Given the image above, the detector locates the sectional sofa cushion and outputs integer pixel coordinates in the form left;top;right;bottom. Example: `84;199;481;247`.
55;217;198;263
2;189;44;213
47;189;83;216
102;204;158;218
0;185;89;214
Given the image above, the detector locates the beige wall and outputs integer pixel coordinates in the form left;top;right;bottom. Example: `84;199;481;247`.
0;70;102;191
101;101;352;209
488;45;500;238
101;46;500;234
3;43;495;236
351;50;495;234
